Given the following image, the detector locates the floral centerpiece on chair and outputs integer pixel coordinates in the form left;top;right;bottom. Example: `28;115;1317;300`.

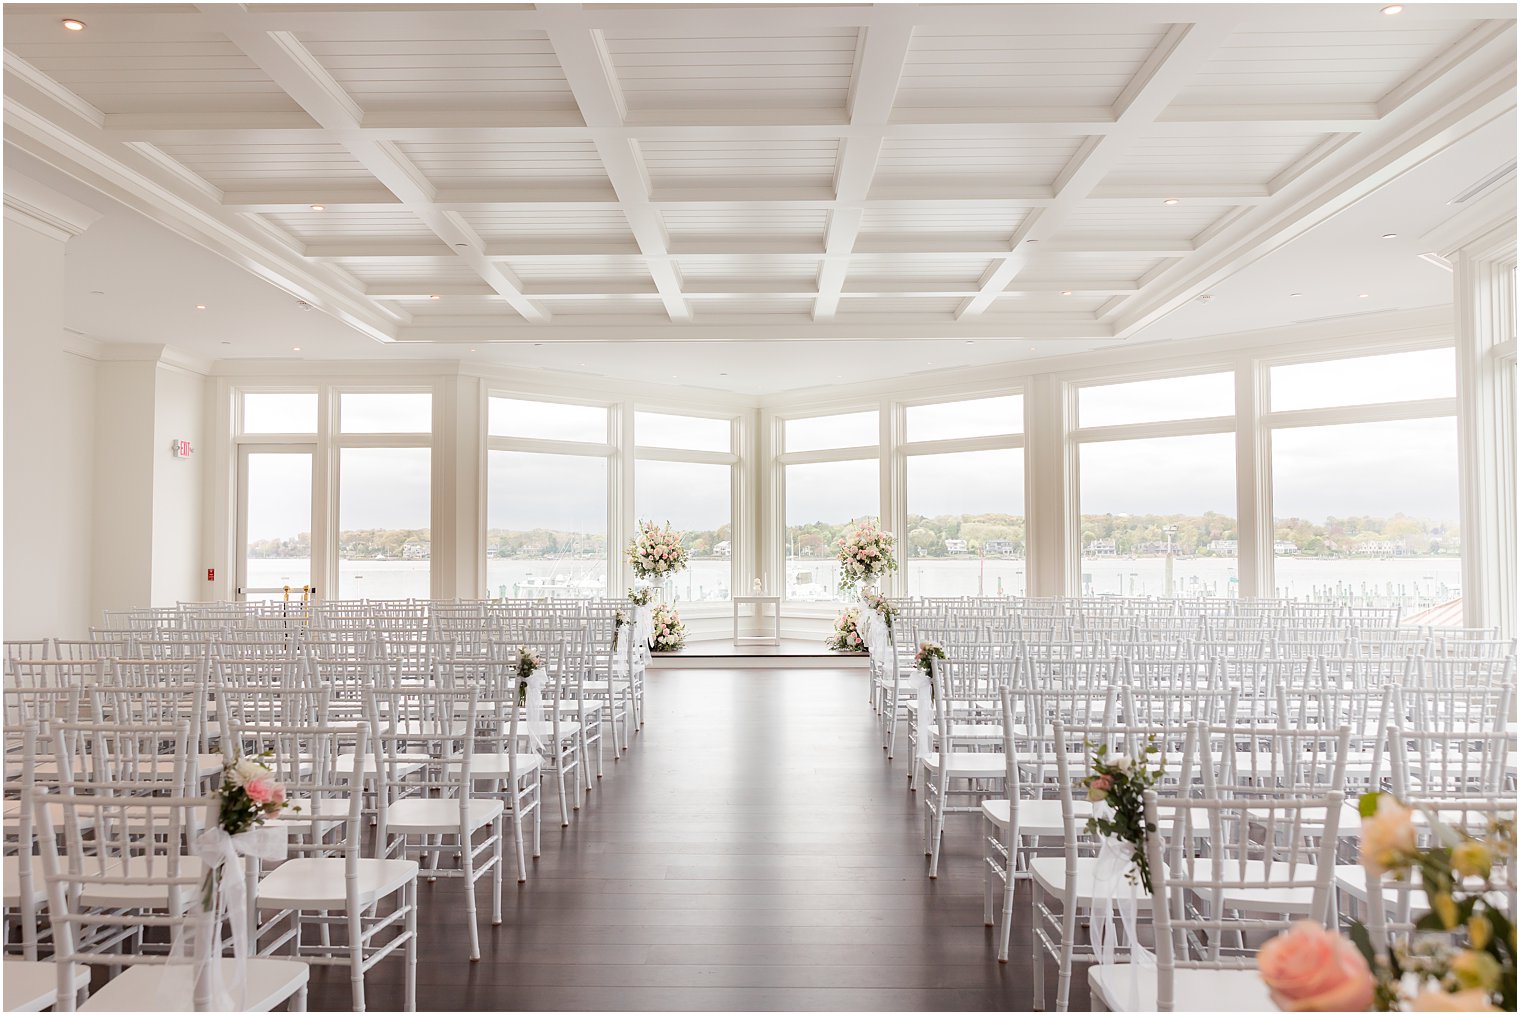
1257;792;1517;1012
628;520;688;583
649;602;686;652
627;586;654;608
1082;738;1164;893
826;607;866;652
913;639;945;676
516;646;545;705
835;519;898;594
861;589;897;630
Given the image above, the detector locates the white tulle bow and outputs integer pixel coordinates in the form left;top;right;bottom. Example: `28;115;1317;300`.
1090;802;1153;1010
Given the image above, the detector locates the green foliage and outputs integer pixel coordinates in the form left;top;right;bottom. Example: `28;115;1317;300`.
1082;739;1164;895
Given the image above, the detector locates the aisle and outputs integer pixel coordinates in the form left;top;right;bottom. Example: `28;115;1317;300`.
309;667;1068;1011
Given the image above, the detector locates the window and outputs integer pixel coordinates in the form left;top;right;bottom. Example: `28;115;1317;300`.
1271;348;1456;412
340;392;432;434
242;392;317;434
338;447;431;599
487;451;608;599
1271;418;1460;603
1079;372;1234;428
635;411;730;453
905;448;1025;596
241;451;312;600
1078;433;1237;598
784;458;879;601
785;410;878;452
490;397;608;443
634;460;731;601
906;394;1023;442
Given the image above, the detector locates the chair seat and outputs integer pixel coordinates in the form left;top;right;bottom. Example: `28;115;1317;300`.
1088;963;1276;1012
1031;856;1154;908
79;958;308;1012
922;751;1006;777
449;752;542;780
981;798;1093;836
1183;859;1321;914
78;855;206;909
3;959;90;1013
385;797;504;833
2;855;46;907
256;857;418;909
335;753;426;780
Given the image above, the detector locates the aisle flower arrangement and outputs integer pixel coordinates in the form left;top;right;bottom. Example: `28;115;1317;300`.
649;602;686;652
861;589;897;629
516;646;544;704
835;519;898;593
1257;792;1517;1012
627;586;654;607
627;519;688;581
1082;738;1164;893
826;607;866;652
914;639;945;675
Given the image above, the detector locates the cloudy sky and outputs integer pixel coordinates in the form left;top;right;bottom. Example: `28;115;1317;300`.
244;348;1459;542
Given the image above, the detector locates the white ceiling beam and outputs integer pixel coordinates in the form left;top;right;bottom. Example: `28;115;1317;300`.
542;7;690;322
196;8;550;324
955;17;1242;319
814;17;916;321
396;318;1114;343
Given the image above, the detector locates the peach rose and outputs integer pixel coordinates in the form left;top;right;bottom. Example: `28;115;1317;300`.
1256;921;1375;1012
1087;774;1113;802
1409;987;1498;1012
1359;795;1416;877
244;773;279;805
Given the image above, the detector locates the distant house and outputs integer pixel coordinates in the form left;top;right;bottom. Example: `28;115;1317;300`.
401;540;430;560
944;538;968;554
1137;540;1169;555
1208;539;1238;555
1085;538;1116;557
984;539;1016;557
1274;540;1299;555
1357;539;1403;557
714;540;732;558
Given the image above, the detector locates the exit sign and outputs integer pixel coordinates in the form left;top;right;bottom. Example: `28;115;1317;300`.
171;439;193;459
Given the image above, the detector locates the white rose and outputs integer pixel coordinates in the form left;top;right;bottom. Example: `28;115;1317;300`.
1110;755;1133;774
231;757;269;786
1359;795;1416;876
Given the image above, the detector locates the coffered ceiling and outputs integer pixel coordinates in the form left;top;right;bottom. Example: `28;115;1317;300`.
3;2;1516;352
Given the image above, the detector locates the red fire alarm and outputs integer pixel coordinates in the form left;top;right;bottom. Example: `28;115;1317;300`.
207;568;215;582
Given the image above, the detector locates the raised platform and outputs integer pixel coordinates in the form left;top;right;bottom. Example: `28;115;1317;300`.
647;639;869;669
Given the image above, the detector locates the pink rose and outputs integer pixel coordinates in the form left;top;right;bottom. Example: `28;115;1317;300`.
1086;774;1113;802
244;774;278;805
1256;921;1375;1012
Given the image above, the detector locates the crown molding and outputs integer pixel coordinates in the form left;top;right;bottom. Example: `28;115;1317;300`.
1420;180;1518;259
2;170;102;241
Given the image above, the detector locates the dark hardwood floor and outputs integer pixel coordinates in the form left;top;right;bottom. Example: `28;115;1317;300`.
307;667;1084;1011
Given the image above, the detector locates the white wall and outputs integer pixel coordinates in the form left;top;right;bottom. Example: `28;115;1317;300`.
2;213;98;640
89;359;156;622
150;364;207;606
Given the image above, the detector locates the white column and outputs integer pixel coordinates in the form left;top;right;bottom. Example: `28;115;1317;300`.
1234;357;1273;599
1451;221;1517;637
3;175;101;637
1025;372;1074;597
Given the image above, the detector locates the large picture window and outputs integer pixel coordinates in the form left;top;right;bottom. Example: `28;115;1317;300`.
337;447;432;599
1268;349;1459;608
487;396;611;599
635;459;732;601
784;458;879;601
906;448;1026;596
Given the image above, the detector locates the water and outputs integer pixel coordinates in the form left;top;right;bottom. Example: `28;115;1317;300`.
247;555;1460;608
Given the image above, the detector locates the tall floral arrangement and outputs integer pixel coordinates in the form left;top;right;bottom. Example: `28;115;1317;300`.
649;602;686;652
1081;738;1164;893
835;519;898;593
826;607;866;652
627;520;688;581
1258;792;1516;1012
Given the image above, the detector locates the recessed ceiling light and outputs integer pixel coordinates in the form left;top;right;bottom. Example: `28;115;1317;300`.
292;346;301;352
1381;4;1403;13
719;372;728;376
453;242;469;248
1289;292;1302;298
1381;232;1398;240
1163;198;1180;206
309;204;325;212
1197;294;1214;304
221;341;231;346
1358;293;1371;298
89;290;103;296
1060;290;1073;296
195;304;207;310
61;18;85;31
469;348;476;352
429;294;441;300
964;340;975;345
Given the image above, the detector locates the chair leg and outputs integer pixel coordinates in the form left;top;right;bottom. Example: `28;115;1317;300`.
998;836;1017;963
532;779;543;858
404;881;418;1013
1031;887;1045;1011
556;762;571;827
983;819;996;927
1056;900;1078;1013
511;796;528;883
462;832;481;961
290;984;307;1011
491;817;504;925
348;905;366;1014
927;776;948;879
